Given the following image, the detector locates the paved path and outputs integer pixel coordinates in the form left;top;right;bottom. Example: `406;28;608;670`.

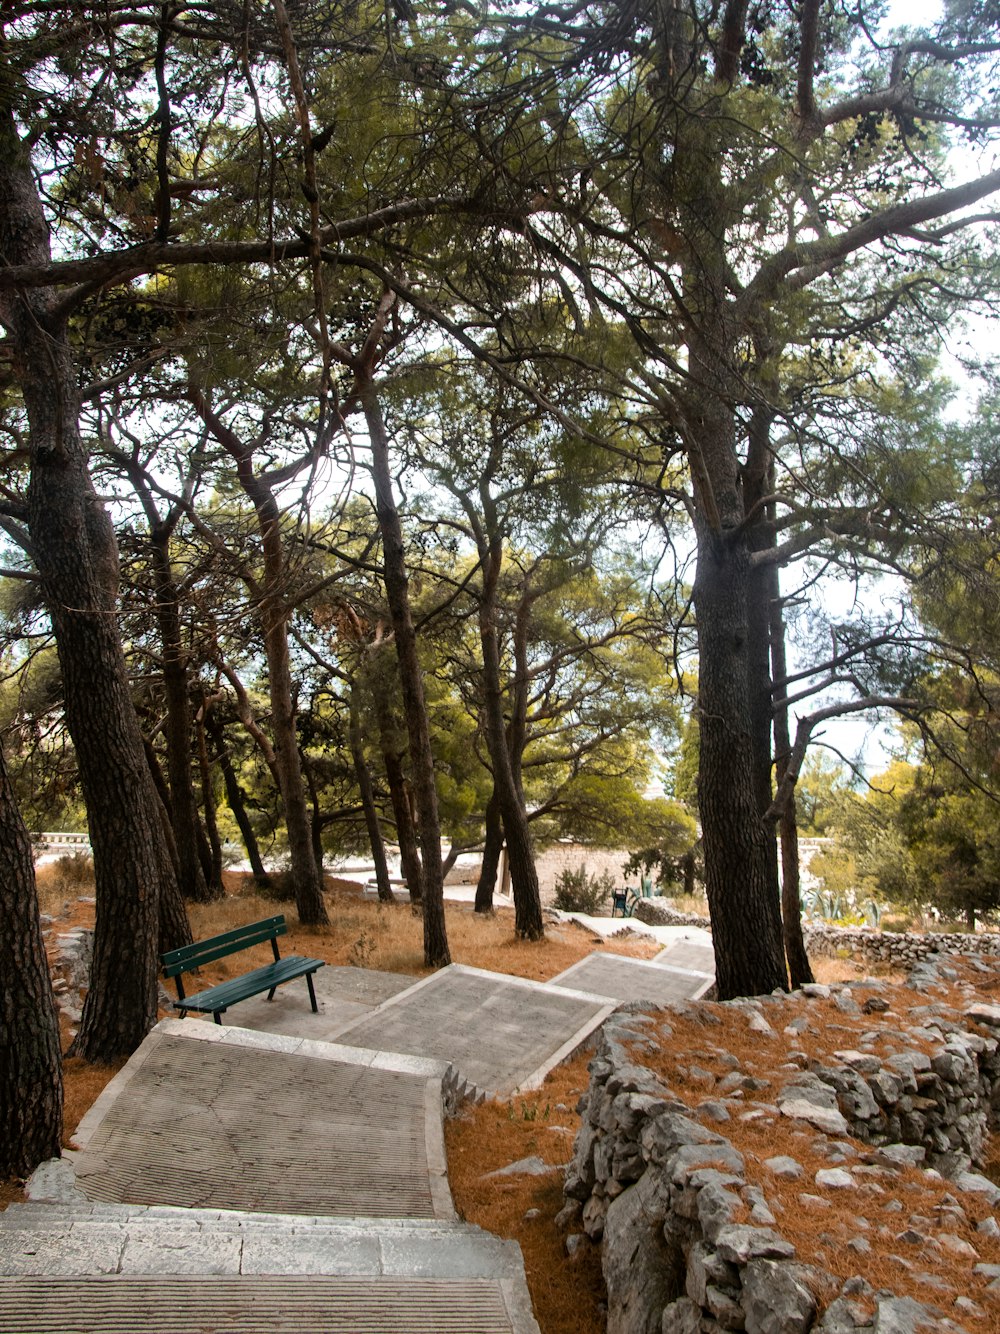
326;965;616;1098
6;945;718;1332
549;951;714;1003
67;1022;454;1219
0;1203;535;1332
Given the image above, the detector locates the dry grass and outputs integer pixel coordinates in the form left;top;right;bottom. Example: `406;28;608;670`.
446;1046;606;1334
179;873;661;992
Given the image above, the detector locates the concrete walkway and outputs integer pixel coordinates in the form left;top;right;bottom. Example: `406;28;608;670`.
6;945;720;1332
67;1021;455;1220
325;965;617;1098
549;950;714;1003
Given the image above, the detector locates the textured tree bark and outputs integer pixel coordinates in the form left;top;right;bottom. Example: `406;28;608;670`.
744;412;780;902
667;76;787;997
0;742;63;1178
686;335;786;997
0;101;186;1062
149;526;214;901
205;711;272;886
694;524;788;999
360;377;449;966
350;685;393;900
477;535;543;939
189;393;327;925
475;791;503;913
769;561;815;988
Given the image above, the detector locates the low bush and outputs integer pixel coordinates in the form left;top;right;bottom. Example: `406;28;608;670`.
552;865;615;914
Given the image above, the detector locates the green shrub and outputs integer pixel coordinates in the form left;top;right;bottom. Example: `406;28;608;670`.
552;865;615;914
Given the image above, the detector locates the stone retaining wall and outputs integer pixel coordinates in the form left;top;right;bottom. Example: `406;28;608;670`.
803;924;1000;965
633;898;1000;968
561;956;1000;1333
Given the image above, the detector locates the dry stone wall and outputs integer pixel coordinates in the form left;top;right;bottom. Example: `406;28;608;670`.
633;898;1000;969
803;925;1000;966
560;955;1000;1333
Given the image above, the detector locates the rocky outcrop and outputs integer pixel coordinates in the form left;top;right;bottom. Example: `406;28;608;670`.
562;957;1000;1332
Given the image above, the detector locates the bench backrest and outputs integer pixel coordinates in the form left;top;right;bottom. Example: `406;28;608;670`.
161;915;287;978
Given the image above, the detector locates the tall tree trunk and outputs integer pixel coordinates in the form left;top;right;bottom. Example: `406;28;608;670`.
148;527;212;902
694;523;787;999
370;655;424;904
205;711;272;887
769;558;814;988
142;738;182;883
0;741;63;1178
350;685;393;901
360;375;449;966
141;741;196;953
189;391;327;925
744;408;780;906
475;790;503;913
256;522;326;923
302;754;326;878
0;100;186;1062
477;532;543;939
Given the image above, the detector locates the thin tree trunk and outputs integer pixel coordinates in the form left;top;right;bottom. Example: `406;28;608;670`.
370;656;424;904
475;790;503;913
205;711;272;887
477;532;543;939
299;751;325;875
148;527;211;902
744;407;780;909
141;741;196;952
350;685;393;900
0;741;63;1178
1;100;186;1061
360;375;449;966
189;392;327;925
195;712;225;896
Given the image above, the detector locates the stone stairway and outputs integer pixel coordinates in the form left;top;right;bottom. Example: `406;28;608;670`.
3;949;720;1332
0;1201;537;1332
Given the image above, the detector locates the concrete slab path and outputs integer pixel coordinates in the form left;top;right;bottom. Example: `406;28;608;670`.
66;1020;454;1220
653;938;717;981
325;964;617;1098
194;964;416;1038
548;951;714;1004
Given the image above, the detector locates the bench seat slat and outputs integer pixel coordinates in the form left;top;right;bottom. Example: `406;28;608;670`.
173;955;324;1015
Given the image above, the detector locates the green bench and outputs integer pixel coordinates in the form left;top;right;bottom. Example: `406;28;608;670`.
161;914;325;1025
611;887;638;917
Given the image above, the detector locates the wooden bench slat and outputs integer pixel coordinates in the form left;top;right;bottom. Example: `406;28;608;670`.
174;955;325;1016
160;914;325;1024
161;916;288;977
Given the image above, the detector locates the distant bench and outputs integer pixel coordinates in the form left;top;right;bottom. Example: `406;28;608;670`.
161;914;325;1025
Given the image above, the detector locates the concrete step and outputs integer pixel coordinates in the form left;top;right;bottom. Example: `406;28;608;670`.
0;1276;530;1332
61;1023;455;1219
0;1204;539;1332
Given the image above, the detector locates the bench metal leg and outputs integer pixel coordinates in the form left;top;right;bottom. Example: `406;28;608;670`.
267;987;277;1001
306;971;319;1013
213;1012;223;1025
